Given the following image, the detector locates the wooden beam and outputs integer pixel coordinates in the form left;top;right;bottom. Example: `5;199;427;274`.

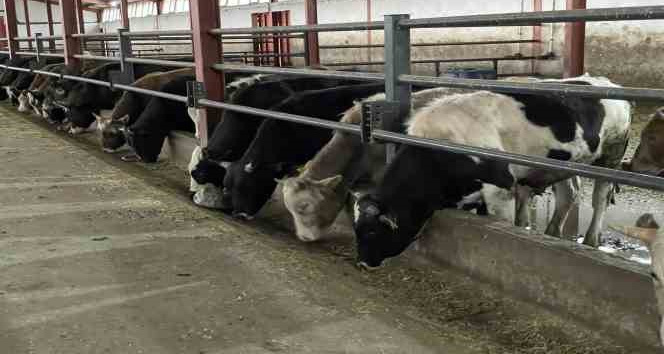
189;0;224;148
23;0;32;49
119;0;129;29
304;0;319;66
3;0;19;57
564;0;586;78
59;0;81;67
76;0;85;34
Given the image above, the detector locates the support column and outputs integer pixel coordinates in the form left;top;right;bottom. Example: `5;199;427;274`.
531;0;542;74
59;0;81;68
383;14;411;162
564;0;586;78
120;0;130;29
304;0;319;66
189;0;224;148
23;0;32;49
46;0;55;51
3;0;19;57
75;0;85;34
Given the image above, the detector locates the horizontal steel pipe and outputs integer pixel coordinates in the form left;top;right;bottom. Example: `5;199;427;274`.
32;69;62;77
210;21;384;35
400;74;664;101
321;39;541;49
125;57;195;68
61;74;112;87
214;63;385;82
72;33;116;39
112;83;189;103
121;30;192;37
373;130;664;191
199;98;362;135
402;5;664;28
74;54;121;62
322;54;551;66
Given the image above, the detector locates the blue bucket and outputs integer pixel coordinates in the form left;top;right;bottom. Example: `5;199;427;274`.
444;68;497;80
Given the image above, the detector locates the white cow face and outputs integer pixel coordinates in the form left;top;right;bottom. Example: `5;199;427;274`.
17;91;30;112
282;175;344;242
613;213;664;347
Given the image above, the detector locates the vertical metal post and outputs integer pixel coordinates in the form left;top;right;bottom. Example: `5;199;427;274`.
46;0;55;51
76;0;85;34
189;0;224;149
531;0;542;74
120;0;130;29
564;0;586;78
304;0;319;66
117;28;134;83
366;0;372;64
383;14;411;162
60;0;81;68
34;32;42;63
22;0;32;49
3;0;18;58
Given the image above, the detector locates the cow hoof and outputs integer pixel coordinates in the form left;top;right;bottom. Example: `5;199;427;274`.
121;154;141;163
356;262;381;272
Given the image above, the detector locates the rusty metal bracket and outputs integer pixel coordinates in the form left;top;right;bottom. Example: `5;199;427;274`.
187;81;206;108
360;100;399;144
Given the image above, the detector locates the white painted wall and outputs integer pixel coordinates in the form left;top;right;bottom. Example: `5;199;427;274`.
0;0;100;37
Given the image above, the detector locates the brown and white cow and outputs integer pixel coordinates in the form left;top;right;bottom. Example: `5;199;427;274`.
623;107;664;176
611;214;664;347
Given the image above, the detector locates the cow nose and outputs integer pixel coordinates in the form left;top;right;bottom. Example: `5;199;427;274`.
232;212;255;221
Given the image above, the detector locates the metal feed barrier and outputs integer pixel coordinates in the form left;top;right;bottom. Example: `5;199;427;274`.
1;6;664;194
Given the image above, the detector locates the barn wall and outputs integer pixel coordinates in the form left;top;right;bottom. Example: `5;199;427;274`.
97;0;664;87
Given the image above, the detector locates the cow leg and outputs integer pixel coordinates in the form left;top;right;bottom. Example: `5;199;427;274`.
514;184;532;228
545;178;579;238
583;180;612;247
482;184;515;223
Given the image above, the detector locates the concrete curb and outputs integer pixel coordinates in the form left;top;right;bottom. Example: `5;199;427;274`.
167;132;660;349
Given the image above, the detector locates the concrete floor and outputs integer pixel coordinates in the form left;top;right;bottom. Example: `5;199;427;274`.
0;103;656;354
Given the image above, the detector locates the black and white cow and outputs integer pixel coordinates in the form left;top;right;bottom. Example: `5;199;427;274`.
94;68;194;153
281;88;471;242
52;62;166;134
17;63;66;114
0;56;36;103
189;76;365;190
353;75;632;268
223;83;385;219
123;74;196;163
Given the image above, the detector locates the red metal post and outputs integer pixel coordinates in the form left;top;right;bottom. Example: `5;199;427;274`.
531;0;542;74
189;0;224;148
3;0;19;57
96;9;102;24
75;0;85;34
46;0;55;50
59;0;81;67
120;0;130;29
23;0;32;49
304;0;319;66
564;0;586;78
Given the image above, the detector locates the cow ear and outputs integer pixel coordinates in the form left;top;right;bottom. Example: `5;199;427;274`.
118;114;130;125
317;175;343;189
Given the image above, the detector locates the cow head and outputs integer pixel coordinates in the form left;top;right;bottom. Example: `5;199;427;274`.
27;90;44;115
611;213;664;347
123;128;166;163
281;175;344;242
191;157;229;187
225;160;296;219
623;108;664;176
17;91;30;112
95;113;129;153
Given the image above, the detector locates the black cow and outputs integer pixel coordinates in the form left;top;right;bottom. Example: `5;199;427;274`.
224;83;385;219
190;76;365;188
0;56;35;102
123;75;196;163
352;76;632;268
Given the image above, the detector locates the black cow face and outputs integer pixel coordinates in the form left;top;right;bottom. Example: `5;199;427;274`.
191;159;227;187
225;160;294;219
353;194;421;269
124;128;166;163
101;121;128;152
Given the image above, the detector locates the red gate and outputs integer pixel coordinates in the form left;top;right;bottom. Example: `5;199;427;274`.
0;17;6;49
251;10;292;67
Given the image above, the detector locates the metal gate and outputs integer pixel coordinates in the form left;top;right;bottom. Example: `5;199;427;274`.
251;10;292;67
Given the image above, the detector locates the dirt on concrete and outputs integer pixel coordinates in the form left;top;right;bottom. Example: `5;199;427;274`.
0;102;658;353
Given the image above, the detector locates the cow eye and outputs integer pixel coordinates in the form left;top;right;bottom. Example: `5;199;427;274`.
651;272;659;281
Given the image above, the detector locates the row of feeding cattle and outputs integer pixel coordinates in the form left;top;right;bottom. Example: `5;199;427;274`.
1;54;663;345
